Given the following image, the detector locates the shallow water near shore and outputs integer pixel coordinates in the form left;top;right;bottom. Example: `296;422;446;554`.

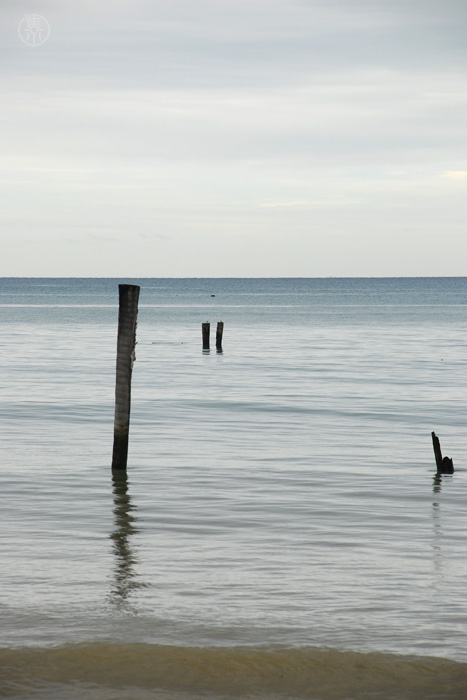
1;277;466;698
2;643;466;700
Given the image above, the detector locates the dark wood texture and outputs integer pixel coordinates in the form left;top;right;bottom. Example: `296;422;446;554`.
112;284;140;471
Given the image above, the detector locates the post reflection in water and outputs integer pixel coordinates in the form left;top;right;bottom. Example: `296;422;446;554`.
431;472;451;582
432;473;442;495
110;470;142;607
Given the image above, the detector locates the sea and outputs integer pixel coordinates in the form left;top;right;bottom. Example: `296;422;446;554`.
0;277;466;700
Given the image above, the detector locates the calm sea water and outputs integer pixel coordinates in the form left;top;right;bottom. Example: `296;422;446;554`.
1;277;466;699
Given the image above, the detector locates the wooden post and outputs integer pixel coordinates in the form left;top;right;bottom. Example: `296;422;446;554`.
431;432;454;474
431;432;443;471
216;321;224;351
112;284;140;471
202;322;210;350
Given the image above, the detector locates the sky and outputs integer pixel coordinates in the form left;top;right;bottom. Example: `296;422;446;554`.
1;0;466;277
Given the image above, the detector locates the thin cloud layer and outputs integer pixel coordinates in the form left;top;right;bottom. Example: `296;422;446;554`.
1;0;466;275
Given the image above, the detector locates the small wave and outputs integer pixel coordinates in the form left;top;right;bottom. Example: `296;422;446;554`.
1;643;465;699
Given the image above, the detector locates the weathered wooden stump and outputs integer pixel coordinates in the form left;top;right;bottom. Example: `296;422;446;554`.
431;432;454;474
112;284;140;471
202;322;210;350
216;321;224;351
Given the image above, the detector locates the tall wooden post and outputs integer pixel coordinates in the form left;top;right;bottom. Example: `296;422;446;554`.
202;322;210;350
216;321;224;351
112;284;140;471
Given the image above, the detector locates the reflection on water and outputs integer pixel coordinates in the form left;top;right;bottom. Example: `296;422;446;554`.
109;470;142;607
432;473;443;495
431;474;442;577
431;472;452;582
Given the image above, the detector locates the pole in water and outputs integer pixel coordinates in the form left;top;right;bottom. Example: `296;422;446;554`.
112;284;140;471
216;321;224;351
202;322;210;350
431;431;454;474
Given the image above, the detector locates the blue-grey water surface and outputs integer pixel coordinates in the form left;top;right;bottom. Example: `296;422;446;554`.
0;278;466;699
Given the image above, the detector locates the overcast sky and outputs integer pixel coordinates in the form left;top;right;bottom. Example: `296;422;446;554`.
1;0;466;277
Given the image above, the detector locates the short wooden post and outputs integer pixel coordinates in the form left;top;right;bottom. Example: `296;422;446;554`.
432;432;443;471
431;432;454;474
112;284;140;471
202;322;210;350
216;321;224;351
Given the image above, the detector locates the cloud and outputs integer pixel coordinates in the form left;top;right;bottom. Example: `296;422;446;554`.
257;199;359;208
258;201;314;208
442;171;467;179
1;0;467;275
3;0;467;89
